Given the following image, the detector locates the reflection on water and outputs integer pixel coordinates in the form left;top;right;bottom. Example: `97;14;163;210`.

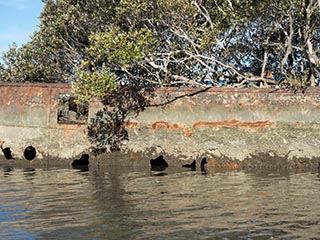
0;164;320;240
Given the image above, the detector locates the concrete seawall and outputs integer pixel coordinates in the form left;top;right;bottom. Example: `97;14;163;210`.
0;83;89;161
1;83;320;168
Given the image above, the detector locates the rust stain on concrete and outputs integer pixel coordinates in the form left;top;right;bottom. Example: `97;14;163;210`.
217;163;239;170
238;121;273;129
193;120;238;128
152;121;189;131
207;159;239;169
207;158;216;165
151;121;193;137
150;120;273;138
129;150;140;161
193;120;273;129
206;158;239;174
124;121;139;129
55;124;86;138
82;128;87;135
151;121;171;130
183;128;193;137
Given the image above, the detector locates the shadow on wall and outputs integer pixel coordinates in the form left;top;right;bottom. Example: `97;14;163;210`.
150;155;168;171
57;94;88;124
72;153;90;171
1;144;15;160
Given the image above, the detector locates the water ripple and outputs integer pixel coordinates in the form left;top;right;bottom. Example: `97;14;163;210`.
0;167;320;239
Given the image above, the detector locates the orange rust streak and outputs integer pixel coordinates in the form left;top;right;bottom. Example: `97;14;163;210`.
152;121;188;131
184;128;193;137
150;120;273;139
129;151;140;161
171;123;188;131
193;119;239;128
124;121;139;129
216;163;239;170
193;120;273;129
207;158;216;167
151;121;193;137
58;124;85;138
295;121;302;128
152;121;189;131
207;161;239;173
151;121;170;130
238;121;273;129
64;128;73;138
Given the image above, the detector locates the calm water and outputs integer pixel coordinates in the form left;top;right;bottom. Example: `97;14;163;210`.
0;164;320;240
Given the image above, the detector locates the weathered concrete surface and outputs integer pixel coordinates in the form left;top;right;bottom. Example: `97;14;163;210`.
1;83;320;168
0;83;90;161
122;88;320;167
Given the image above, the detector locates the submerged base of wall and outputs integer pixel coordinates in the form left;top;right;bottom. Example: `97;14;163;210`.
1;148;319;173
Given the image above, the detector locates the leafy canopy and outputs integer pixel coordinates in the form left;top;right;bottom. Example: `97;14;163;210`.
1;0;318;91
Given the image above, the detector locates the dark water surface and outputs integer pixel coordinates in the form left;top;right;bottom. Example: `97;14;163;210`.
0;164;319;240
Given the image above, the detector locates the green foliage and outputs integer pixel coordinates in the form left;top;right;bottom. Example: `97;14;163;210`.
87;27;155;68
73;67;117;104
1;0;319;89
72;26;155;105
0;40;67;82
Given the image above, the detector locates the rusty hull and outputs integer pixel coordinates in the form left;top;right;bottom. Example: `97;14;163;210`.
0;83;320;168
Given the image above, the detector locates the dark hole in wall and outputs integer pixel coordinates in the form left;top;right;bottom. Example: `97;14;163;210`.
24;146;37;161
57;94;88;124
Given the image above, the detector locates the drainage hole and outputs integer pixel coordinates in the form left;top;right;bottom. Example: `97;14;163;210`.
24;146;37;161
